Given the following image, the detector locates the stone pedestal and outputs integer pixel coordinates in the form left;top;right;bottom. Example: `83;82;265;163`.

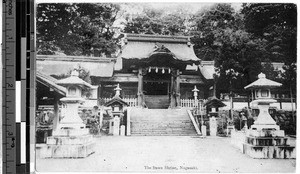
242;100;295;159
201;125;207;137
120;125;125;136
209;116;217;136
109;119;114;135
113;117;120;136
40;134;95;158
243;136;296;159
41;99;94;158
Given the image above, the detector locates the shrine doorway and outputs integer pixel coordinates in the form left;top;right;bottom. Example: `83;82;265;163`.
143;70;171;108
143;81;169;95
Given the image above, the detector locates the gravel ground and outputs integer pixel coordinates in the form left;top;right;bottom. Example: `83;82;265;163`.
35;136;296;173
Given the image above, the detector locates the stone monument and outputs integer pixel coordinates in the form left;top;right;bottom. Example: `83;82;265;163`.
243;73;295;159
41;70;95;158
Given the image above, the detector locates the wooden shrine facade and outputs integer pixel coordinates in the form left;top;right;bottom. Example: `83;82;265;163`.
36;33;214;109
92;33;208;109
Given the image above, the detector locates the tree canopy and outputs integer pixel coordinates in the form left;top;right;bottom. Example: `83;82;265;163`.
37;3;296;97
37;3;120;56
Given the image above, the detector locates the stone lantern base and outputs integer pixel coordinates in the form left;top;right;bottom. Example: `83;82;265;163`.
242;118;295;159
243;131;296;159
40;128;95;158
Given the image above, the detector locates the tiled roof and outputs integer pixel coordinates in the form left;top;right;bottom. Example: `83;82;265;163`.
120;33;200;63
36;71;67;96
37;55;115;77
244;73;282;89
203;97;226;108
56;72;93;88
104;96;129;107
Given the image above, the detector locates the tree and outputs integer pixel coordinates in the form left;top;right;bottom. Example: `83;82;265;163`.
190;3;238;61
123;5;193;35
242;3;297;63
37;3;120;56
190;3;267;97
242;3;297;103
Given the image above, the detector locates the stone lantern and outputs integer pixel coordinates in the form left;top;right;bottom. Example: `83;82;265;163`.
41;70;95;158
55;70;94;131
242;72;295;159
104;84;128;136
203;97;226;136
192;85;199;102
244;73;282;131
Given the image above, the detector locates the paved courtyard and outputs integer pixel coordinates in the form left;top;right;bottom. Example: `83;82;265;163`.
35;136;296;173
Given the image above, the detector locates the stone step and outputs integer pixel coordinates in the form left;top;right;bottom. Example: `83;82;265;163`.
131;133;197;136
131;130;197;133
131;122;193;125
131;126;194;129
130;108;197;136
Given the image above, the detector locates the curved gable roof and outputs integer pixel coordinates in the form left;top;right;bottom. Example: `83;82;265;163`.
119;33;200;64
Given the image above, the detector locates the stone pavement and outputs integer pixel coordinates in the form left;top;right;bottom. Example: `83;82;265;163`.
35;136;296;173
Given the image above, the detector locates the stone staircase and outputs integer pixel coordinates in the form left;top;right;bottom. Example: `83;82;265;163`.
130;108;197;136
144;95;169;109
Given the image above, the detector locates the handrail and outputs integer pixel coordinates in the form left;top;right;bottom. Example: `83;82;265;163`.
187;110;201;135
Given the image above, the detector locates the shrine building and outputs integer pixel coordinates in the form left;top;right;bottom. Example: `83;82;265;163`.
37;33;214;109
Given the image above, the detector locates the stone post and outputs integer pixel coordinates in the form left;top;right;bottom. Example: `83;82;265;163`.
175;69;181;107
210;116;217;136
52;95;60;131
170;70;176;108
109;119;114;135
137;68;144;107
113;116;120;136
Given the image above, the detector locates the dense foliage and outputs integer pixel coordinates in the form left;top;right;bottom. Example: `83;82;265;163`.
37;3;296;97
37;3;120;56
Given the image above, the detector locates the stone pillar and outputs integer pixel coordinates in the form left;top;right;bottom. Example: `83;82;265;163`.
109;119;114;135
137;68;144;107
175;69;181;107
113;116;120;136
170;69;176;108
210;116;217;136
201;125;207;136
52;95;60;131
120;125;125;136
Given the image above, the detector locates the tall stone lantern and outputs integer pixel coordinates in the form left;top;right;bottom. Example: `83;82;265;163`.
244;73;282;131
41;70;95;158
242;73;295;159
55;70;94;132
